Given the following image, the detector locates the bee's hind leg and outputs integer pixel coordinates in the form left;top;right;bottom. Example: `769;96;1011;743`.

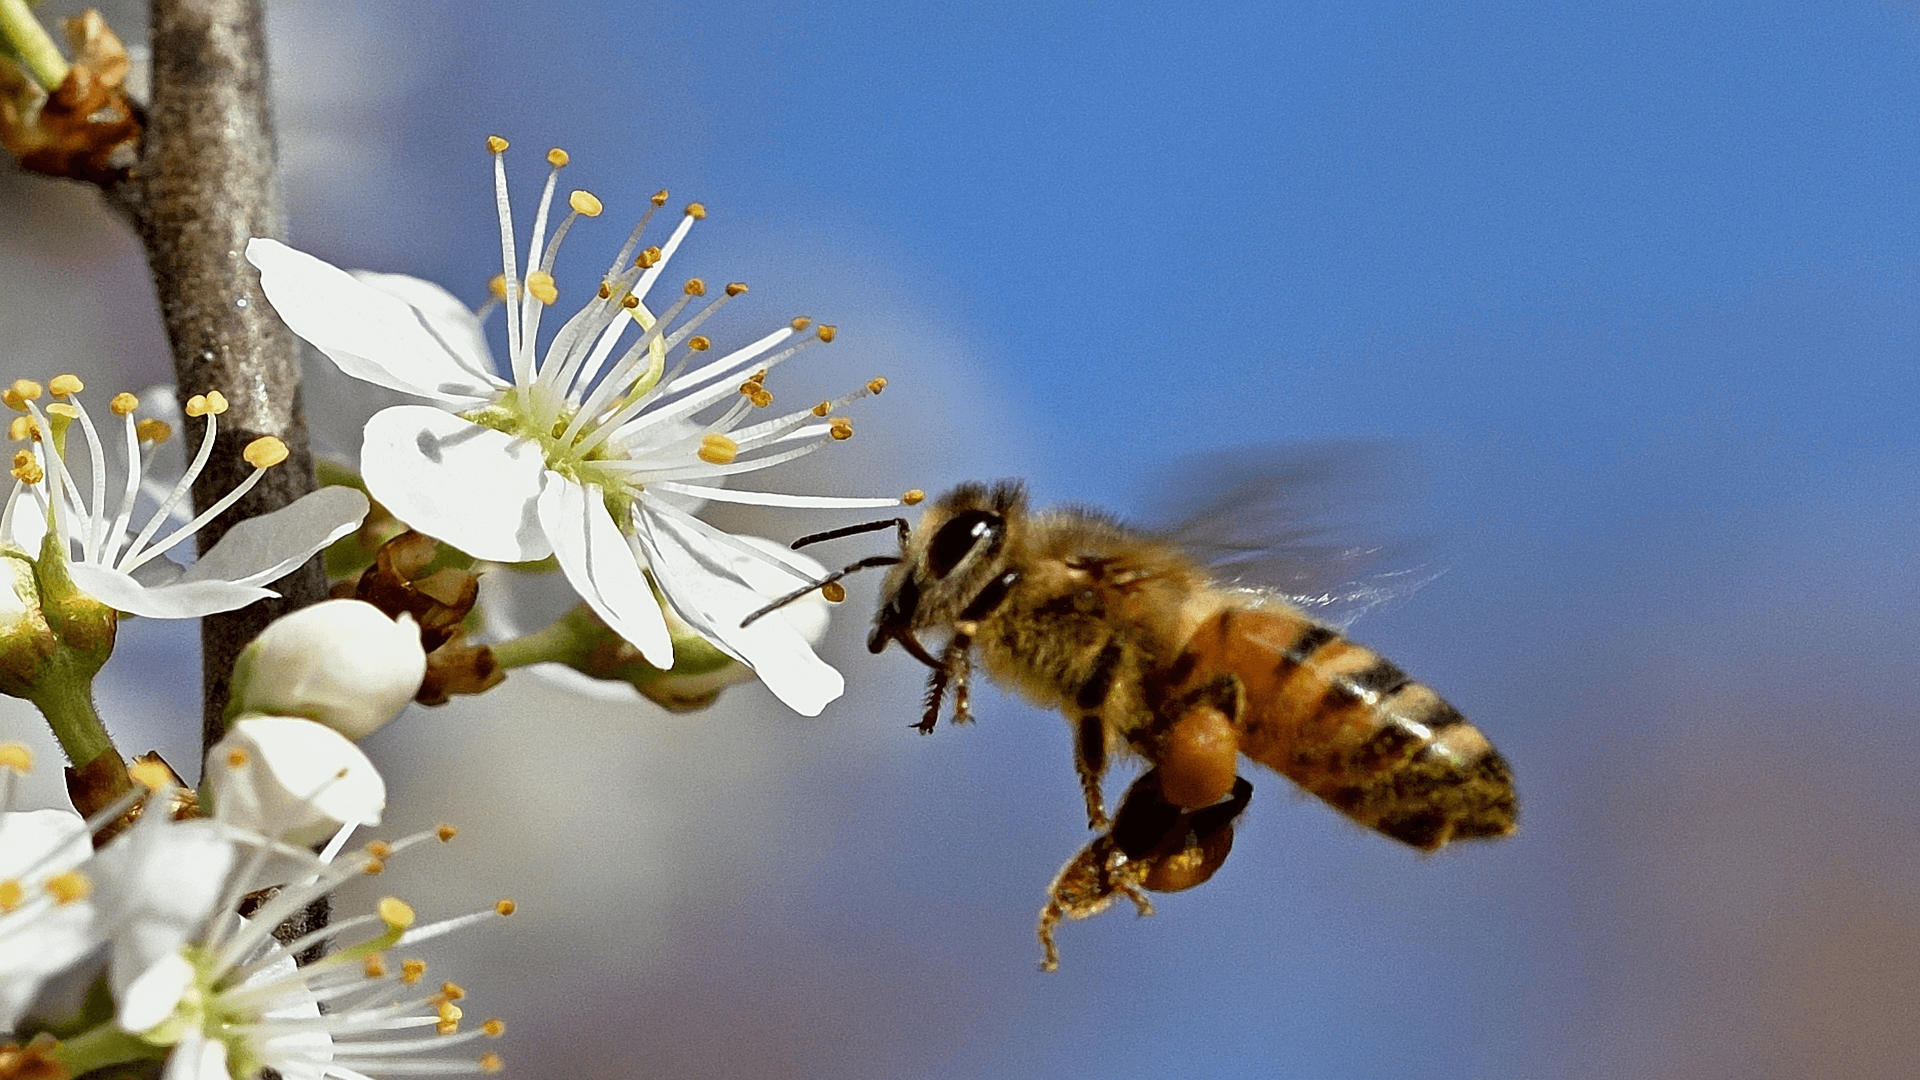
1157;673;1246;810
1036;834;1153;973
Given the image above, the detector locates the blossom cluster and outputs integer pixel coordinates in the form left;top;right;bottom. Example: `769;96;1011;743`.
1;614;510;1080
1;119;909;1080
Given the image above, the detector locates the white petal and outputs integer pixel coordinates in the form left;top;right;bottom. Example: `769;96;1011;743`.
535;472;672;667
361;406;551;562
634;502;845;716
206;717;386;846
350;270;500;387
67;561;276;619
161;1032;228;1080
117;949;194;1033
246;239;503;406
0;809;99;1031
178;486;369;589
93;816;235;1005
0;807;90;877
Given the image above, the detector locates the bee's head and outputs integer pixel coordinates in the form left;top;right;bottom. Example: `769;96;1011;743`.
869;481;1026;661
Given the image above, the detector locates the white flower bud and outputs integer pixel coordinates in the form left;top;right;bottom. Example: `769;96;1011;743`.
229;598;425;739
206;715;385;846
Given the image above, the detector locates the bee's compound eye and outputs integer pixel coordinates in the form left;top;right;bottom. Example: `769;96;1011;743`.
925;510;1002;579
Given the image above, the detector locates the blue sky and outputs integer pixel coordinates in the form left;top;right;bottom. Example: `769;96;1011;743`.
7;1;1918;1077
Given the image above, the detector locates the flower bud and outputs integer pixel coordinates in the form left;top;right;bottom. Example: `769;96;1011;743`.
228;599;425;738
206;715;385;845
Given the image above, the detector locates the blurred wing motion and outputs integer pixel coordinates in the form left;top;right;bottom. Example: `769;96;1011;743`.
1140;440;1440;627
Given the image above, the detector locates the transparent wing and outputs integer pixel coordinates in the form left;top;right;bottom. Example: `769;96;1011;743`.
1133;440;1440;630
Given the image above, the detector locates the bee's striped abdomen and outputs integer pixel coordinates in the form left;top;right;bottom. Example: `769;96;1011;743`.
1175;604;1517;851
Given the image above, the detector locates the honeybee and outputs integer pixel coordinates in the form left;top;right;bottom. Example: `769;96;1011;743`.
745;474;1517;970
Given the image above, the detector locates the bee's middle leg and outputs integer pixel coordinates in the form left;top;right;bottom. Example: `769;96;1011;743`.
1071;639;1125;830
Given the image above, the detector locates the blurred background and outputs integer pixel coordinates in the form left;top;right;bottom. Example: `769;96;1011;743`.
4;1;1918;1077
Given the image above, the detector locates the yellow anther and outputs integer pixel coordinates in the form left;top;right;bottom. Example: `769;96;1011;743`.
379;897;417;930
225;748;249;768
401;958;428;984
46;870;90;905
597;281;614;300
811;401;831;417
45;404;78;421
438;824;459;842
441;981;466;1001
367;840;394;859
817;325;837;343
9;417;33;441
482;1019;506;1038
185;392;229;418
0;743;30;773
109;392;139;415
48;374;83;396
489;275;509;300
726;282;748;296
480;1053;503;1073
866;376;887;394
821;582;847;603
636;246;662;269
902;489;926;506
547;148;569;167
684;202;707;219
749;389;773;408
790;317;811;333
526;272;559;306
698;433;739;465
135;418;172;444
364;955;388;978
687;336;710;352
129;758;176;790
7;380;44;407
243;436;289;469
363;859;384;876
684;278;707;297
10;453;42;485
486;135;509;154
651;189;670;206
437;1001;463;1034
569;189;602;217
829;418;854;441
0;880;20;912
616;294;637;310
494;899;517;916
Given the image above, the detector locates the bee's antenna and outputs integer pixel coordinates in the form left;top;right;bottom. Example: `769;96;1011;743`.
791;516;911;550
740;555;903;628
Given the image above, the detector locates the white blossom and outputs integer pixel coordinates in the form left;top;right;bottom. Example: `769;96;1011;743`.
247;138;902;715
1;376;368;619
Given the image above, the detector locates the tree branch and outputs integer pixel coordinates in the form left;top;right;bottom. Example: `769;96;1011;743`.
139;0;324;748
